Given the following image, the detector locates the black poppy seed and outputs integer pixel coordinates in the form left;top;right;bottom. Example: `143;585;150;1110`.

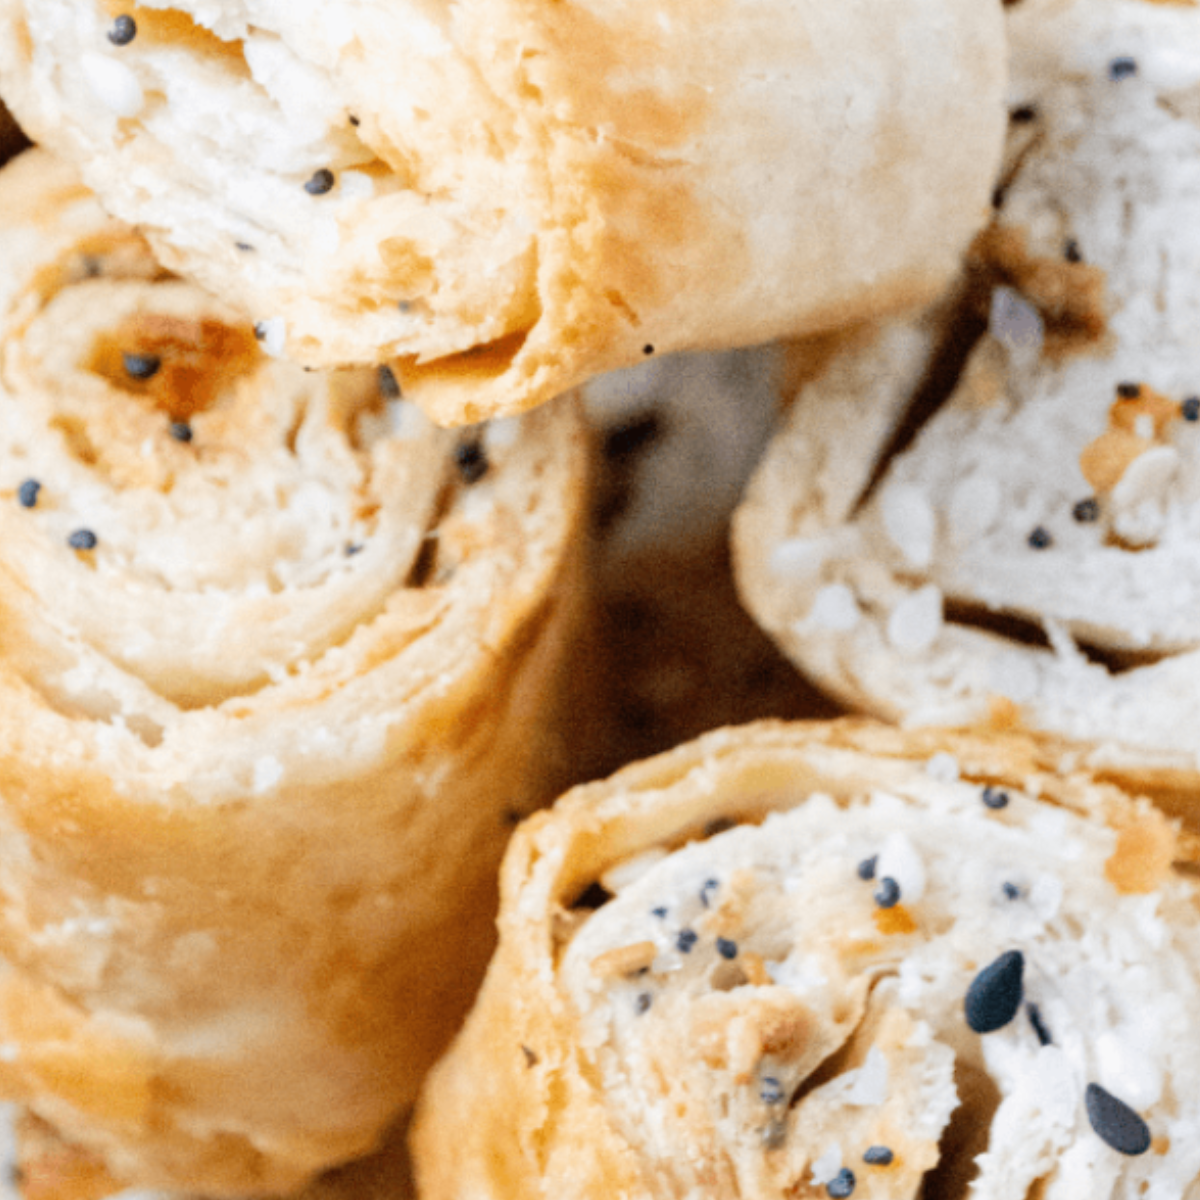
1026;1001;1052;1046
964;949;1024;1034
377;364;402;399
826;1168;856;1198
304;168;336;195
1183;396;1200;423
454;439;489;485
863;1146;894;1167
123;352;161;380
874;877;901;909
235;241;254;252
635;992;652;1015
1064;238;1083;263
699;878;719;908
344;542;364;556
716;937;738;960
1085;1083;1151;1156
398;300;413;314
759;1077;786;1105
1108;56;1138;82
1027;525;1052;550
1073;497;1100;523
676;928;698;954
651;906;668;919
169;421;193;443
643;344;655;356
107;14;137;45
1116;381;1142;399
857;855;878;881
1010;104;1038;123
1002;881;1021;900
982;785;1010;810
17;479;40;509
68;529;98;551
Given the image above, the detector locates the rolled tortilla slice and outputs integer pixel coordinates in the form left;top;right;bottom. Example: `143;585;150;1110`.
0;0;1006;424
734;0;1200;774
0;148;593;1196
413;718;1200;1200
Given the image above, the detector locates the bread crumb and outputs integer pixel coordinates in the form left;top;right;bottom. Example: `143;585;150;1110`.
1105;809;1176;895
590;941;657;978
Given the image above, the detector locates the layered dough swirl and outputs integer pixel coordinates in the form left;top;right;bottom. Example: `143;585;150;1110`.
0;149;592;1195
0;0;1005;424
413;720;1200;1200
734;0;1200;774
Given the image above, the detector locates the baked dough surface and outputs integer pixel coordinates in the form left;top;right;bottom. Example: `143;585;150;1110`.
0;0;1006;423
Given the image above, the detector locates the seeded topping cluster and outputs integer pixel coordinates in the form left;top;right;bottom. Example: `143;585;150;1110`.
560;763;1199;1199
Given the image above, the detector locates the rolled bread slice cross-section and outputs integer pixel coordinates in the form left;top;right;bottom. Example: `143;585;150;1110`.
0;147;594;1196
412;718;1200;1200
0;0;1006;424
734;0;1200;775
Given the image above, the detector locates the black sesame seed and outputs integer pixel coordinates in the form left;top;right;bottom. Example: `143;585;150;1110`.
964;949;1024;1034
1182;396;1200;423
716;938;738;960
643;344;655;356
1064;239;1083;263
377;365;402;400
874;877;901;909
635;992;652;1015
982;786;1009;810
1010;104;1038;123
863;1146;894;1167
857;855;878;881
169;421;193;443
676;928;698;954
1073;497;1100;523
651;906;668;919
107;14;137;45
1002;881;1021;900
304;168;336;195
344;542;363;556
1026;1001;1052;1046
827;1168;856;1198
254;322;267;341
122;352;161;380
454;439;489;485
68;529;98;551
1116;381;1142;399
1108;56;1138;82
760;1077;786;1105
1027;525;1052;550
17;479;40;509
699;878;719;908
235;241;254;252
1085;1083;1150;1156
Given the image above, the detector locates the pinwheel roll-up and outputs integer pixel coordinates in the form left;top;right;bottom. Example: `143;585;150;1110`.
0;149;593;1196
0;0;1006;424
733;0;1200;774
413;719;1200;1200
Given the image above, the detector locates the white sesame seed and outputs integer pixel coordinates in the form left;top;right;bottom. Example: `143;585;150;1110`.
257;317;287;359
925;752;960;783
876;831;926;903
882;484;936;568
806;584;861;632
81;52;145;118
886;584;943;654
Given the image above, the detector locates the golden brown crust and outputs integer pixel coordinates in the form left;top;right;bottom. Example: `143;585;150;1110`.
412;718;1200;1200
0;150;598;1195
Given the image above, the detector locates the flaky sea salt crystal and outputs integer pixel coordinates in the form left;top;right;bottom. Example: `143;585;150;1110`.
811;1145;843;1186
